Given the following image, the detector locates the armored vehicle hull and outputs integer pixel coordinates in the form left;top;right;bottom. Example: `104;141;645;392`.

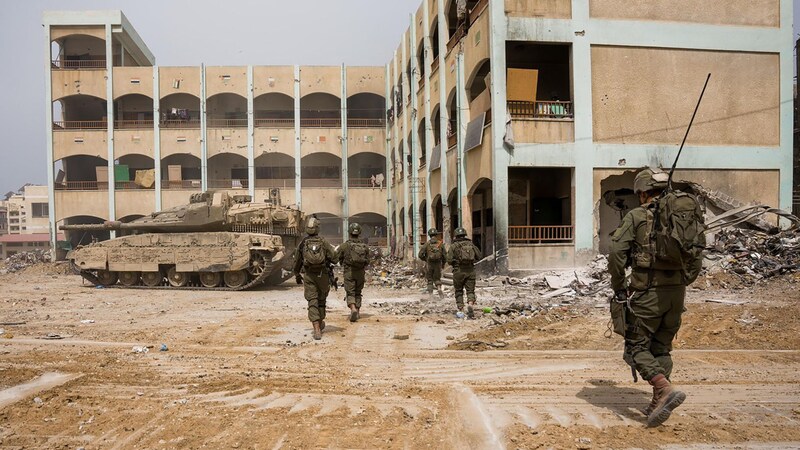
68;231;287;290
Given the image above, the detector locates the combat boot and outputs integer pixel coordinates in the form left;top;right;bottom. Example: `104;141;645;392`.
320;320;326;331
312;321;322;340
356;307;361;320
646;374;686;427
641;385;658;416
349;304;358;323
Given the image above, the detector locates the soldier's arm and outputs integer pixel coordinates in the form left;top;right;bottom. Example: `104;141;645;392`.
608;213;635;292
334;242;345;265
418;243;427;261
292;240;304;275
325;241;336;264
473;244;481;263
445;244;454;266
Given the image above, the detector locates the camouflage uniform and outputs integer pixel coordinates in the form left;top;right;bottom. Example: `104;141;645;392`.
447;235;481;310
418;237;445;293
293;235;336;324
609;201;702;382
335;238;367;310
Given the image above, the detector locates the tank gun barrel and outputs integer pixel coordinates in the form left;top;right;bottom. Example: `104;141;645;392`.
60;221;124;231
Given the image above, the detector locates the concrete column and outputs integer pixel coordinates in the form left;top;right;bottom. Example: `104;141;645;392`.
401;40;411;258
409;15;420;257
572;0;594;255
200;64;208;191
385;64;393;249
455;51;466;229
391;55;401;253
44;24;56;256
247;65;255;198
105;24;116;234
488;0;509;272
437;0;450;243
294;65;302;209
778;0;794;213
153;66;162;211
422;0;434;233
341;64;350;241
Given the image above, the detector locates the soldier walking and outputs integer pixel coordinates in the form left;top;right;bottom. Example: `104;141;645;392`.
418;228;445;297
446;227;481;317
293;217;336;340
608;168;704;427
335;222;370;322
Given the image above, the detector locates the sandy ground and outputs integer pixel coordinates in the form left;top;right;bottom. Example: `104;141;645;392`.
0;267;799;449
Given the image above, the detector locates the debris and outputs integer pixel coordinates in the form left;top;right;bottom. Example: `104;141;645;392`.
542;288;574;299
160;344;169;352
80;319;95;324
0;321;26;326
132;346;149;354
33;397;43;406
704;299;748;305
393;334;409;340
41;333;68;340
0;250;53;273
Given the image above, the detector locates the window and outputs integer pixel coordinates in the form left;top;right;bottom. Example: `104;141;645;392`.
10;226;19;231
32;203;49;218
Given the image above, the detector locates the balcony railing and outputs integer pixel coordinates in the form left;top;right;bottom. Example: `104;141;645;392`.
348;178;387;188
301;178;342;188
53;121;107;130
161;180;202;190
115;181;155;190
208;119;248;128
508;225;574;244
508;100;574;120
255;118;294;128
300;118;342;128
161;119;201;129
447;132;457;149
208;179;249;189
51;59;106;70
254;178;296;189
115;120;154;130
347;118;386;128
55;181;102;191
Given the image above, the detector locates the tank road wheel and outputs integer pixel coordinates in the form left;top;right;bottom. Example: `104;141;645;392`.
141;271;163;287
119;271;141;287
95;270;118;286
199;272;222;288
223;270;249;289
166;267;190;287
248;252;270;278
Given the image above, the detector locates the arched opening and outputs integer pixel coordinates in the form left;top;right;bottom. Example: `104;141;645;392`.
468;178;493;257
254;93;294;128
467;60;492;119
446;0;481;40
447;188;459;238
417;120;427;167
397;140;405;178
309;213;343;244
301;153;342;188
418;200;428;242
255;152;295;188
115;155;155;190
208;153;248;189
51;35;106;69
160;93;200;128
300;93;341;128
61;216;110;247
399;207;406;241
207;93;247;128
346;93;385;128
55;156;109;190
161;154;201;189
417;38;426;79
114;94;154;129
350;212;388;246
446;88;458;148
432;195;444;232
395;76;404;117
348;153;386;188
431;105;442;146
406;131;414;176
508;167;574;245
52;95;107;129
431;23;440;63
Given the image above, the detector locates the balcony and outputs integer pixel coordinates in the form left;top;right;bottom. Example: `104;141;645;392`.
208;118;248;128
300;118;341;128
255;118;294;128
53;121;107;130
208;179;249;189
55;181;103;191
51;59;105;70
508;225;574;245
161;180;201;190
115;120;155;130
508;100;573;120
254;178;296;189
347;118;386;128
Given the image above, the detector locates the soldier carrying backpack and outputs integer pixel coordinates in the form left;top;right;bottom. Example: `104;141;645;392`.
608;168;705;427
418;228;445;297
335;222;370;322
446;227;481;318
293;217;336;340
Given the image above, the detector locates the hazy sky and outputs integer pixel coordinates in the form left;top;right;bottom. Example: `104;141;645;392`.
0;0;420;194
0;1;797;194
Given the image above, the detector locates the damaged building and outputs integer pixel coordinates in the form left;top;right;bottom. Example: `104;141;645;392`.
43;2;794;271
386;0;793;270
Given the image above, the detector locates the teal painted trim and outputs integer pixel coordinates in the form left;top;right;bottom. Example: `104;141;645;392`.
294;65;302;209
341;64;350;242
200;64;208;192
105;24;116;230
401;38;410;256
409;14;420;258
44;24;56;256
422;0;434;233
385;63;393;246
437;0;450;242
247;65;255;198
778;0;794;211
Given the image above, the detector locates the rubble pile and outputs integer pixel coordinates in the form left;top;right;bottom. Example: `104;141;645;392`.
367;253;427;289
0;250;52;274
705;228;800;281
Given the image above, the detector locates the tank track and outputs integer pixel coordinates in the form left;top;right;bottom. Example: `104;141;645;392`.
77;263;274;292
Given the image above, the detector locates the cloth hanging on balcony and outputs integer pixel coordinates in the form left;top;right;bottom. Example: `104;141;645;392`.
504;106;515;150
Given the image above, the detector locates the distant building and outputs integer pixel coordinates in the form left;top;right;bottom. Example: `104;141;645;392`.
0;201;8;236
0;185;54;259
0;233;64;259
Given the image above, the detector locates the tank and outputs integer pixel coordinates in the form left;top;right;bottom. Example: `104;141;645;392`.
59;191;304;290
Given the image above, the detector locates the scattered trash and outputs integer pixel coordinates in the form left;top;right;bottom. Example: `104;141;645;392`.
159;344;168;352
33;397;43;406
0;250;52;273
80;319;95;324
132;346;149;354
455;312;466;319
393;334;409;340
41;333;68;340
704;299;748;305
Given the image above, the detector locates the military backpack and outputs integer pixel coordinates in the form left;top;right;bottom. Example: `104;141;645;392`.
426;241;444;262
346;241;370;269
302;236;327;268
453;241;477;266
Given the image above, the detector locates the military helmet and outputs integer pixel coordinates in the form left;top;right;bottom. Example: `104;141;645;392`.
633;168;669;194
306;217;320;236
454;227;468;238
427;228;439;237
348;222;362;236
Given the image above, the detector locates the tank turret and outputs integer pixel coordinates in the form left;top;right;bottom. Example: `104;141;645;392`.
60;191;305;290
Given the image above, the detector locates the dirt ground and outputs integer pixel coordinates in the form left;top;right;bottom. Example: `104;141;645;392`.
1;267;799;449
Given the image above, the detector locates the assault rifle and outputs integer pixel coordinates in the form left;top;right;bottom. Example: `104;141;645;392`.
327;263;339;291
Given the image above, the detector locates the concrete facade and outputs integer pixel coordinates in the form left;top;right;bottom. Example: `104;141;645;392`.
5;185;50;236
44;11;389;250
386;0;793;270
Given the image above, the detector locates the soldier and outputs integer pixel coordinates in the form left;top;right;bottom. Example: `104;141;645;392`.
446;227;481;317
608;168;704;427
293;217;336;340
418;228;445;296
335;222;370;322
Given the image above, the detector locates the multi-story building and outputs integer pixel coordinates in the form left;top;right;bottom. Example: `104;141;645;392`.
386;0;793;270
0;201;8;236
0;185;57;258
44;11;388;250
